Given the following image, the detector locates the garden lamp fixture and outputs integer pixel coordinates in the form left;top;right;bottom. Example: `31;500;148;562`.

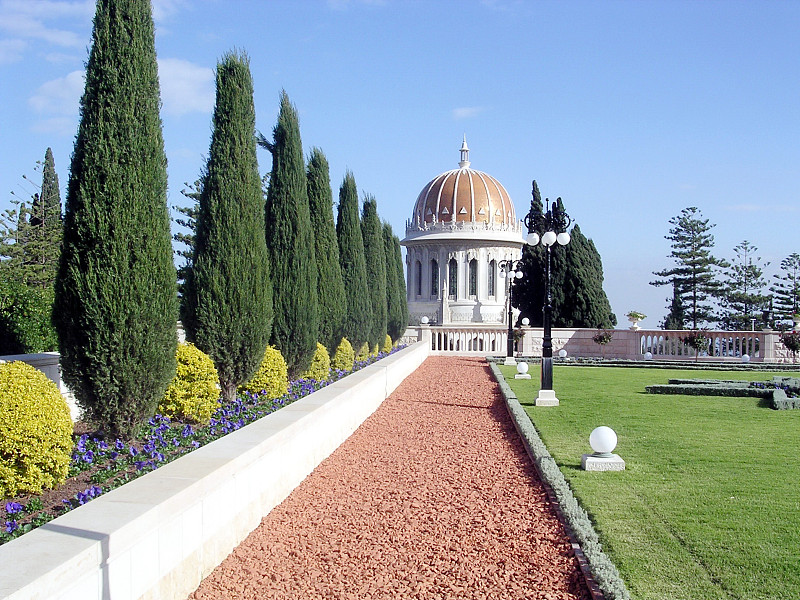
499;259;523;365
523;186;571;405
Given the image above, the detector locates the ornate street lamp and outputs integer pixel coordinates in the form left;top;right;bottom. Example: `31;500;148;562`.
499;259;523;365
523;185;571;405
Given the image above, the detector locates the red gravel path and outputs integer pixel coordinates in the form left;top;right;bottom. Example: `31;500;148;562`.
188;357;590;600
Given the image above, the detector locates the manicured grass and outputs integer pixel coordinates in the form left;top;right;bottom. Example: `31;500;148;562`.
500;365;800;600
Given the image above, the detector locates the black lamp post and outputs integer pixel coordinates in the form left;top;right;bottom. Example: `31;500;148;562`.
499;259;523;363
523;186;571;400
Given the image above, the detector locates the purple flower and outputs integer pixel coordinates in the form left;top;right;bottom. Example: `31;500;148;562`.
115;439;125;451
181;424;193;438
82;451;94;464
4;501;23;515
4;520;18;533
191;441;200;448
98;440;109;451
129;446;139;457
109;451;119;460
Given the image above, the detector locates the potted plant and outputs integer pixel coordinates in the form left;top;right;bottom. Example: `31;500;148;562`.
513;327;525;356
625;311;646;330
592;329;614;358
780;330;800;363
681;330;709;363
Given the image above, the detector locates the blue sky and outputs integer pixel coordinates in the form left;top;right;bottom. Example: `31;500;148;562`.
1;0;798;328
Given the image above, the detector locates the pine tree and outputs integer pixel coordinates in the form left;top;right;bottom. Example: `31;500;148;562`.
561;224;616;328
54;0;177;439
383;222;402;341
260;91;319;377
719;240;769;330
306;148;346;354
661;281;687;330
173;178;201;306
770;253;800;322
360;194;387;349
336;171;371;349
183;50;272;402
651;207;728;329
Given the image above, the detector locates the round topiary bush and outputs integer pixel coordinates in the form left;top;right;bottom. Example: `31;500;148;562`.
331;338;355;372
355;342;371;362
0;361;72;497
302;342;331;381
158;342;220;424
381;334;393;353
240;346;289;399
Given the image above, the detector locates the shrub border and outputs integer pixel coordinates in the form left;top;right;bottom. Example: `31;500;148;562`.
489;362;631;600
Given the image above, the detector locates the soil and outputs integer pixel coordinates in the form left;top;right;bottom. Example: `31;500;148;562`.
187;356;590;600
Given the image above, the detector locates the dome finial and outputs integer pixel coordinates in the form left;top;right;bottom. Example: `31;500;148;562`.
459;135;470;168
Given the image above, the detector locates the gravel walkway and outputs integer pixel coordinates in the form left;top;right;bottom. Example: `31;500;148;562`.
188;356;590;600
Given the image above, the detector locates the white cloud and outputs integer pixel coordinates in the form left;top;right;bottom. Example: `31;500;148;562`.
0;38;26;64
28;69;84;116
157;58;214;117
0;0;93;48
452;106;485;120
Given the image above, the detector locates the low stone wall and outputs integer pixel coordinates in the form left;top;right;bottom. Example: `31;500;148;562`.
0;341;429;600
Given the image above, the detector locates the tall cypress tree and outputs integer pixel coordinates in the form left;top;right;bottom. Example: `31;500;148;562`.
306;148;346;354
54;0;177;439
392;231;409;338
261;91;318;377
336;171;370;349
383;222;402;341
183;50;272;402
561;224;616;328
361;194;387;349
27;148;62;290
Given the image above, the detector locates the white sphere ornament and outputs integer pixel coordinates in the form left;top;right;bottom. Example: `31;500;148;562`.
558;349;568;358
542;230;558;247
644;351;653;360
516;362;529;375
556;232;571;246
526;231;540;246
420;316;429;325
515;270;524;279
589;426;618;456
742;354;750;363
522;317;530;326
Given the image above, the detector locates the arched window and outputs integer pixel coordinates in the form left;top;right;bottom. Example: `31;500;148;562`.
430;259;439;297
488;260;496;297
415;260;422;296
448;258;457;299
469;258;478;297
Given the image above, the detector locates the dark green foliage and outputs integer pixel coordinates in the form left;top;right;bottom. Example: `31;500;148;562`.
306;148;346;354
770;253;800;322
0;281;58;354
391;228;408;339
336;171;371;349
383;222;404;341
261;91;319;377
54;0;177;439
561;224;616;328
360;195;387;348
719;240;769;330
183;51;272;403
661;281;686;330
651;207;728;329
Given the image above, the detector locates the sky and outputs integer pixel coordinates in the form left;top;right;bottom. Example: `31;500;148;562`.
1;0;798;329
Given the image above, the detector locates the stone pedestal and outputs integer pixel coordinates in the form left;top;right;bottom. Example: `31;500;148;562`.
581;453;625;471
503;356;517;366
514;373;531;379
535;389;559;406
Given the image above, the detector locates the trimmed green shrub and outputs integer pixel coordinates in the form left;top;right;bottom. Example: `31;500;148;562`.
331;338;355;372
0;361;72;497
381;334;393;353
240;346;289;399
302;342;331;381
158;343;220;424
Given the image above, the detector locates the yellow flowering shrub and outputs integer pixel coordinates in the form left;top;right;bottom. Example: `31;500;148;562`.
331;338;355;372
0;361;72;497
302;342;331;381
381;334;393;353
240;346;289;399
158;342;220;424
355;342;370;362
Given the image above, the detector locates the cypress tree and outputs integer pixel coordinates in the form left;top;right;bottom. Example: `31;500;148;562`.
561;224;616;328
54;0;177;439
360;194;387;349
27;148;62;290
262;91;319;377
661;281;687;330
306;148;346;354
383;222;402;341
336;171;370;349
392;232;409;337
183;50;272;402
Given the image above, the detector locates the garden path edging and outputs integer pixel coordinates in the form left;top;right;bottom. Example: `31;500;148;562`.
0;341;429;600
488;362;631;600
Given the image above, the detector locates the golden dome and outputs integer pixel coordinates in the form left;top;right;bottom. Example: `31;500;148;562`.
410;138;516;227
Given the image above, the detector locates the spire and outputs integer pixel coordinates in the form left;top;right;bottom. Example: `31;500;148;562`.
458;135;470;168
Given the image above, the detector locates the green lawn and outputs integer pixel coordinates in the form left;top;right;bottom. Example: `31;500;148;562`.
500;365;800;600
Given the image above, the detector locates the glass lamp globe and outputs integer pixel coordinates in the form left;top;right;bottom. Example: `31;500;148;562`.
589;426;617;456
516;362;529;375
742;354;750;363
515;270;523;279
644;351;653;360
420;316;429;325
526;231;540;246
522;317;530;326
542;231;558;247
558;348;567;358
499;270;506;278
556;232;571;245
